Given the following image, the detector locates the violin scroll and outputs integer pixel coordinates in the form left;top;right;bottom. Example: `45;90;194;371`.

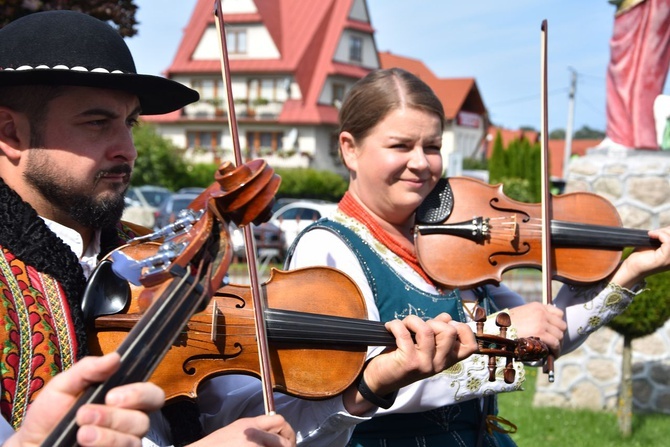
190;159;280;228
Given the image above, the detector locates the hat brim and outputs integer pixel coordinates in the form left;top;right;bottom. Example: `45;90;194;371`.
0;69;199;115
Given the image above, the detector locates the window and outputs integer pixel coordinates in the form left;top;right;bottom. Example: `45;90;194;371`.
191;79;224;104
349;36;362;62
248;78;280;103
246;131;284;155
332;83;345;107
187;131;222;149
227;29;247;54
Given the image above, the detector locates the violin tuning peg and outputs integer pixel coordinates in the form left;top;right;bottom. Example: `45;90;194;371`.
504;368;516;384
495;312;511;328
495;312;511;339
473;305;487;336
488;355;497;382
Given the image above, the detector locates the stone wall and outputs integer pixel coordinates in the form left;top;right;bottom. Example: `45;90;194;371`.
533;146;670;413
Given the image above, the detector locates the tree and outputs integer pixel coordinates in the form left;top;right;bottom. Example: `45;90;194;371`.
275;168;348;202
574;125;606;140
549;129;566;139
487;132;541;203
488;131;506;185
0;0;139;36
607;264;670;437
132;124;191;190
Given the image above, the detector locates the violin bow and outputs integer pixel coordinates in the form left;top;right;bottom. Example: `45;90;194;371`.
540;20;555;382
213;1;276;413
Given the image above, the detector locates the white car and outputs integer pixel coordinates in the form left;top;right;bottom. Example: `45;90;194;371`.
270;200;338;249
122;185;171;228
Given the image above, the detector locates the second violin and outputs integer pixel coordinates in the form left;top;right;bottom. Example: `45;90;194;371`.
414;176;660;289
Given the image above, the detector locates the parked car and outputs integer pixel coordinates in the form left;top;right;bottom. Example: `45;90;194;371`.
122;185;171;228
229;221;287;264
153;192;201;229
269;200;338;248
177;187;206;194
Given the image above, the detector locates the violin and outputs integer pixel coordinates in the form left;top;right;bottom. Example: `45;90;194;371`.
414;176;660;289
87;262;549;402
43;160;278;446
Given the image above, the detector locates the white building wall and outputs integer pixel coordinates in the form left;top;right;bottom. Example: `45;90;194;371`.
193;25;280;60
349;0;370;21
221;0;257;13
333;30;377;68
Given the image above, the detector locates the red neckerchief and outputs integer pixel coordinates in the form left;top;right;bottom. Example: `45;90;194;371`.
338;191;438;286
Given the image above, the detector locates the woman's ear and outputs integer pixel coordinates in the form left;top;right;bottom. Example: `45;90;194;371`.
0;108;28;161
339;131;358;172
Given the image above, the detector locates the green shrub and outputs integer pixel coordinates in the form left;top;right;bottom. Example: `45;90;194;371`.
275;168;348;202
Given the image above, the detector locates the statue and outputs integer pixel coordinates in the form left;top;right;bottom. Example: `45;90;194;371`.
605;0;670;150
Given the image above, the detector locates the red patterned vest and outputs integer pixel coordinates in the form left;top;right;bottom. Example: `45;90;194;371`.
0;220;143;430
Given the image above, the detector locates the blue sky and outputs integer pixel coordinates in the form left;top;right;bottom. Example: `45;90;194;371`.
126;0;670;133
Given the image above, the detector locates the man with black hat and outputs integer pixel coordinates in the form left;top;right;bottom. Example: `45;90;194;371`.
0;10;296;446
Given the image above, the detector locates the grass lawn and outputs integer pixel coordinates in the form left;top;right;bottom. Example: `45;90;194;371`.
498;368;670;446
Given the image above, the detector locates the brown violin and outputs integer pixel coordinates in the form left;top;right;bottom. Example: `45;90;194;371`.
88;261;549;402
43;160;278;447
414;176;660;289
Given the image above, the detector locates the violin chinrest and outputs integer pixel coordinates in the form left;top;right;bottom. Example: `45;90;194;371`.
416;178;454;224
81;259;131;324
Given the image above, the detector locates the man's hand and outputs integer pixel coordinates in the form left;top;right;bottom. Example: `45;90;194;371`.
6;353;164;447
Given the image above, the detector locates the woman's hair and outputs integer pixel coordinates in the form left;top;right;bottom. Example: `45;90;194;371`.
338;68;445;142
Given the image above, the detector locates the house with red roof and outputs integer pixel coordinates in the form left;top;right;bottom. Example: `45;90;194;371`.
143;0;377;175
143;0;492;176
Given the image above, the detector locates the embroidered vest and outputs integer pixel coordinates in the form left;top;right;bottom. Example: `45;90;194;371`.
303;219;515;447
0;214;140;430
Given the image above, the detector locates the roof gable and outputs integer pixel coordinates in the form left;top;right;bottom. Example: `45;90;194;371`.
166;0;375;124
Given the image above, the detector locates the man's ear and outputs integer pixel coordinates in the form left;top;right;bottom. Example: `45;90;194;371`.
0;108;28;161
339;131;358;172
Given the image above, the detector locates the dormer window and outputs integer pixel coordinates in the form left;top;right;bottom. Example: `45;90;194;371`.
349;36;362;62
332;83;345;107
227;29;247;54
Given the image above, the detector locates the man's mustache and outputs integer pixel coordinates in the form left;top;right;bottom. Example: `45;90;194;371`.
95;164;133;181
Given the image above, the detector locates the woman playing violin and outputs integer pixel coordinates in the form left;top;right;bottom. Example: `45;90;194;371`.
281;67;670;446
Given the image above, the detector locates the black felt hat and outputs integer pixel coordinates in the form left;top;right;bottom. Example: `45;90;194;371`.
0;10;199;115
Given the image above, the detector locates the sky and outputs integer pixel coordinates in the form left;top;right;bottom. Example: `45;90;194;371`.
126;0;670;134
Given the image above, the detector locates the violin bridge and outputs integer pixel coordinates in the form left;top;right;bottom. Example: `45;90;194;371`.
498;215;518;243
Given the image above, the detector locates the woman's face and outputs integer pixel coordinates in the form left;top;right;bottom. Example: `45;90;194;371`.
340;106;443;225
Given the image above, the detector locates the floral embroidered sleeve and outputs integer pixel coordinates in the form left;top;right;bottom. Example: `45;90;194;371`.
554;281;646;354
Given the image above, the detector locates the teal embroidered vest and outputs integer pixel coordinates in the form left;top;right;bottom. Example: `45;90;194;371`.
302;219;516;447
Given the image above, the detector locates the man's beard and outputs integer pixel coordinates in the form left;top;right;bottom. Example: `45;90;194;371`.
24;153;130;229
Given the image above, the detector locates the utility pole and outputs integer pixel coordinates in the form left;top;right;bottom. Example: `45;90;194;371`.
563;67;577;181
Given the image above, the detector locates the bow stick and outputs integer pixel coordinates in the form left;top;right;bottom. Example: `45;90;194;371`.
213;1;277;413
540;20;555;382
